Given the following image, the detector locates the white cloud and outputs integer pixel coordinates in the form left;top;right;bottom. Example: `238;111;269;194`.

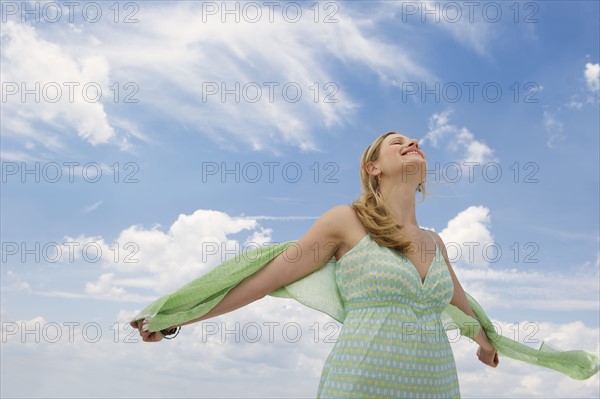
240;215;319;221
1;2;436;156
0;150;41;162
1;311;597;398
85;273;122;296
1;316;47;345
56;234;110;264
79;209;269;299
244;227;274;246
0;21;116;147
438;205;494;267
456;266;599;312
455;128;495;164
2;205;598;397
5;270;32;294
420;110;455;146
77;206;489;304
433;207;599;313
422;1;496;57
25;205;597;316
543;110;566;149
420;110;497;177
584;62;599;92
452;318;599;398
564;95;584;109
562;63;599;109
116;309;140;323
1;209;275;302
382;0;499;57
83;200;102;213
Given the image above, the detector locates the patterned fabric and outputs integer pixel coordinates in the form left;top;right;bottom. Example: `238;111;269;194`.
133;234;600;382
317;232;461;398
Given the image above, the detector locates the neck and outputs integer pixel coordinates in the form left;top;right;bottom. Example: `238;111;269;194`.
380;182;420;230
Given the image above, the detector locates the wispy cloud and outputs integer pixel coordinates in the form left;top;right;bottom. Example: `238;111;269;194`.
0;150;41;162
83;201;103;213
5;270;31;294
382;0;502;57
239;215;319;221
528;226;598;241
543;110;565;149
1;2;436;156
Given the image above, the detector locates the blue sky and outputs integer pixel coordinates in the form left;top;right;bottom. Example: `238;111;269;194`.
1;1;599;398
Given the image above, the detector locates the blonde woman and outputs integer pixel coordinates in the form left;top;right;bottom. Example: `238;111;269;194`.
132;131;499;398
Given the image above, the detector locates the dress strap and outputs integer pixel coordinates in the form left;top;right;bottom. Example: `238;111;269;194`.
422;229;437;248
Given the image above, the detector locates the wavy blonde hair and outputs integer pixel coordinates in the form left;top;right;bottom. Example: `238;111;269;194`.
351;131;428;254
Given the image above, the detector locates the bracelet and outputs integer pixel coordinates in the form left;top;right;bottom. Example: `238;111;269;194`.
159;326;181;340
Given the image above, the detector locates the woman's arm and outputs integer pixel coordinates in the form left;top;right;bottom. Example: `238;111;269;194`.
430;231;499;368
132;206;349;342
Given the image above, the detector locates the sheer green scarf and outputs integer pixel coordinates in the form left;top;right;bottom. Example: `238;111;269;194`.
132;241;599;381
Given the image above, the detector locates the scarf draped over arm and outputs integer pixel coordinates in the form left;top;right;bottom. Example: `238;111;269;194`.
132;241;599;381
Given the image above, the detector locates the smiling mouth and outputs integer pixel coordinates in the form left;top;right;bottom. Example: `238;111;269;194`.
403;150;422;158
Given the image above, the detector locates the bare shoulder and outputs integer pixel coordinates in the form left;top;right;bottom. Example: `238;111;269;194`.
319;205;367;259
324;204;358;222
320;205;364;234
324;204;356;217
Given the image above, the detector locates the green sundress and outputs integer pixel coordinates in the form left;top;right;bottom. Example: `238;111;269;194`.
317;231;461;398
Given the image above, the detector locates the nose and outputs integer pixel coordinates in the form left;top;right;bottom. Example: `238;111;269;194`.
405;139;424;158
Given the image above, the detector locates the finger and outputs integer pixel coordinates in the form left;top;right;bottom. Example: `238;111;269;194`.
144;332;159;342
141;329;151;340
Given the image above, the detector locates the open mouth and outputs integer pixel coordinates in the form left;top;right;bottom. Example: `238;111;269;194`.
402;150;422;158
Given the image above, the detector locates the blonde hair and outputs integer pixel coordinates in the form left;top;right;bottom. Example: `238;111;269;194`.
351;131;428;254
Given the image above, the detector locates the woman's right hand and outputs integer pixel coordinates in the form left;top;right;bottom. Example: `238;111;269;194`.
129;320;164;343
477;344;499;368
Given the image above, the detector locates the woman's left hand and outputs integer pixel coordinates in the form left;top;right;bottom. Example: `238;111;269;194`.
477;345;499;368
129;320;164;343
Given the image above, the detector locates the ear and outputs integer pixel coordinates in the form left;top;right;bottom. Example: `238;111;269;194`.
365;161;380;177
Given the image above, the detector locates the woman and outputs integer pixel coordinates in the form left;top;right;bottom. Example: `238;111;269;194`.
131;131;499;398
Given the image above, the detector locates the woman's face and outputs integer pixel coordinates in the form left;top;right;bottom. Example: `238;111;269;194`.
370;133;426;177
